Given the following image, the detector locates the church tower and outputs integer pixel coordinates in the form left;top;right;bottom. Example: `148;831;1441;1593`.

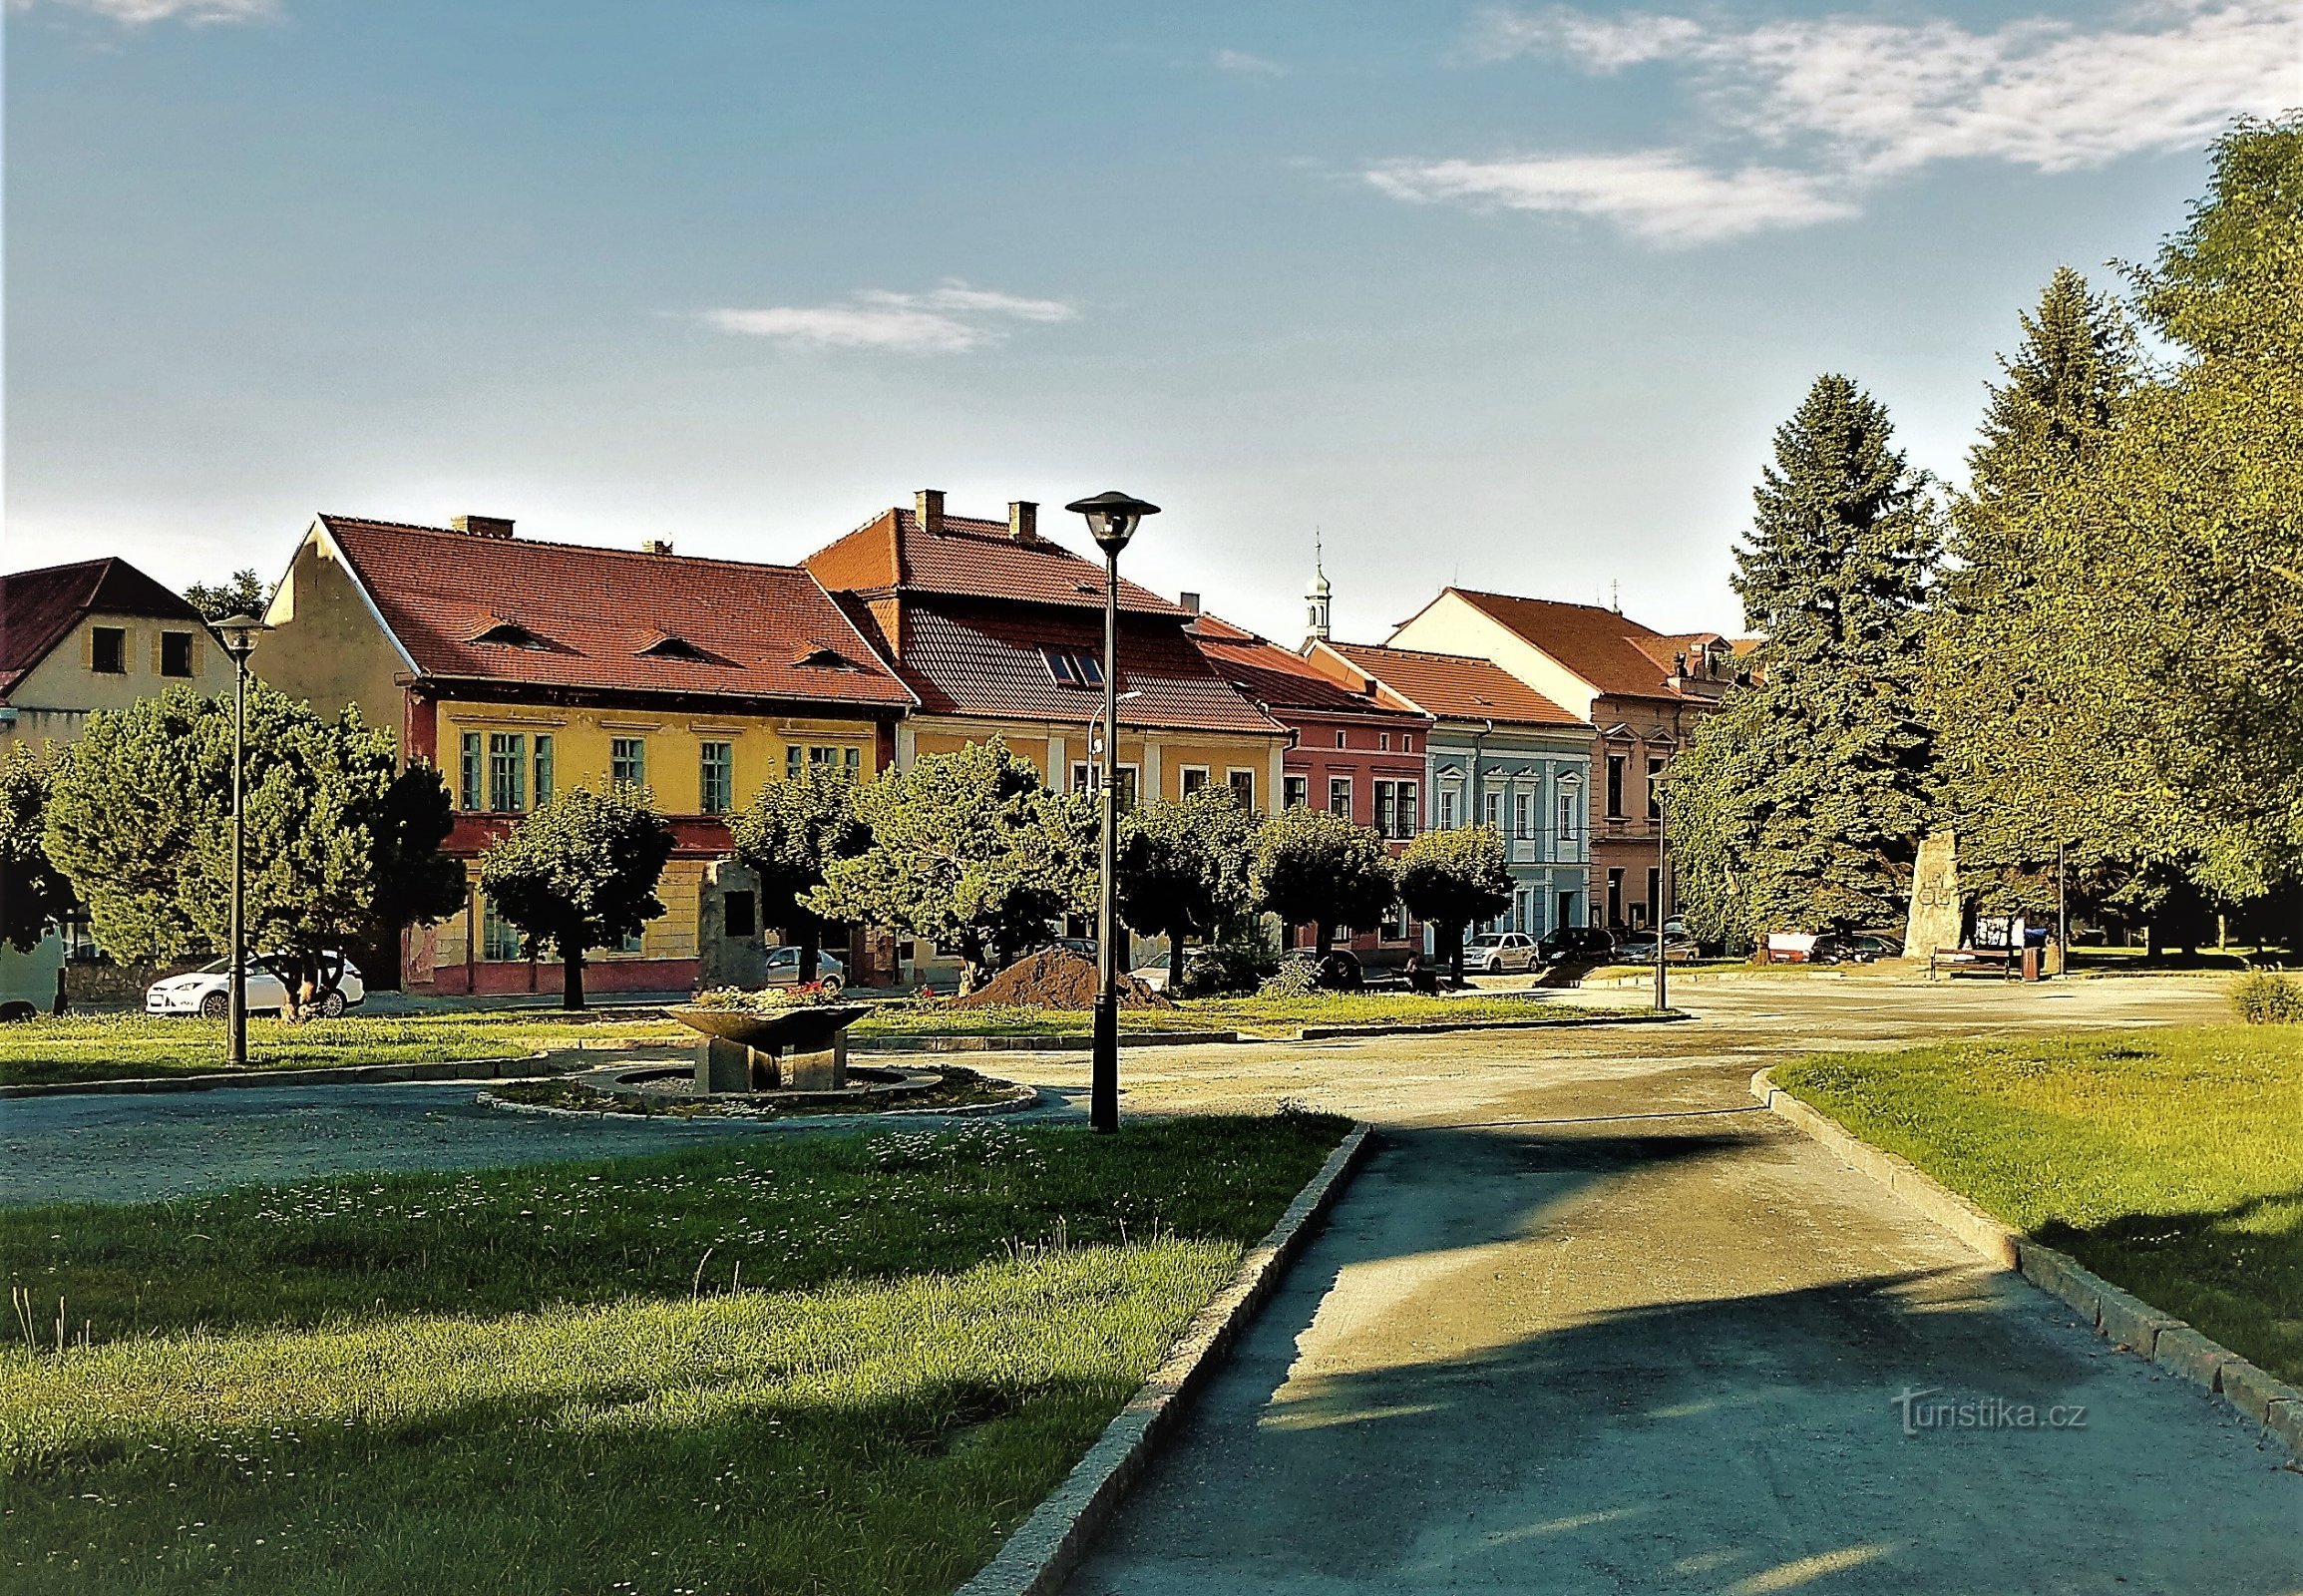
1306;532;1332;642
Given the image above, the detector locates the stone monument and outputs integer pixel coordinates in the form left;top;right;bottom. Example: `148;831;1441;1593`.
1905;831;1963;959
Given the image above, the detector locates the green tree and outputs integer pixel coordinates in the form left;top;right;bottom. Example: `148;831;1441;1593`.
729;760;866;983
1116;787;1260;990
1394;825;1513;982
1251;806;1396;956
44;685;464;1008
478;783;673;1010
182;570;269;622
808;739;1095;993
1672;374;1941;942
1;746;73;955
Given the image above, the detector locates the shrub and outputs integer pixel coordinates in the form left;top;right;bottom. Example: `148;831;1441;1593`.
2232;970;2303;1024
1259;956;1324;998
1183;925;1281;998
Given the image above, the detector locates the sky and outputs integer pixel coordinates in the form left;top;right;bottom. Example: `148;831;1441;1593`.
7;1;2299;645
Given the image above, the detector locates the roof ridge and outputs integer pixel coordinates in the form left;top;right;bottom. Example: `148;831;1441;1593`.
322;515;816;577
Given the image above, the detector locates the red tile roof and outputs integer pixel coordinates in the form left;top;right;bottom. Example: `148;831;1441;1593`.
1322;640;1589;729
1441;589;1723;701
806;506;1187;616
1189;616;1428;723
2;558;205;699
316;517;914;710
876;598;1283;734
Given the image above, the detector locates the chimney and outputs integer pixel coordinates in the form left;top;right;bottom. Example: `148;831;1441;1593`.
640;538;674;556
915;489;946;536
1180;591;1201;613
1007;500;1038;543
452;515;516;539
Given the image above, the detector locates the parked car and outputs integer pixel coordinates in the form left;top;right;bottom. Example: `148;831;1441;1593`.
1537;926;1618;966
760;946;846;993
1614;930;1701;964
1811;931;1904;965
146;954;367;1018
1049;936;1099;962
1463;932;1540;974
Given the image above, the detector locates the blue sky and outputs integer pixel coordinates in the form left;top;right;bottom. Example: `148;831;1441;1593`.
8;1;2297;644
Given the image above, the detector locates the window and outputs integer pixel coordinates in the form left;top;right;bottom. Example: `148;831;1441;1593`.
1386;904;1411;941
1374;781;1394;838
1514;791;1536;842
1373;780;1419;839
802;745;863;777
1328;777;1351;817
1070;763;1138;810
488;733;527;812
1558;891;1580;932
460;733;483;810
618;929;646;954
1042;646;1104;687
1397;781;1418;838
1283;774;1308;810
1556;788;1579;847
160;631;195;678
482;903;523;962
611;737;646;788
1180;766;1210;796
1378;732;1391;752
1647;757;1667;821
534;735;555;805
91;627;127;675
786;745;803;782
699;741;734;814
1227;768;1256;809
724;890;757;940
1483;791;1502;831
1334;729;1346;749
1606;755;1627;818
1402;734;1415;754
1438;787;1460;829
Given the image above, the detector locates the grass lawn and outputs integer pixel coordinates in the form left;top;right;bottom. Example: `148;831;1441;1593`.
1;1112;1348;1595
854;992;1601;1040
1772;1023;2303;1386
0;1010;684;1088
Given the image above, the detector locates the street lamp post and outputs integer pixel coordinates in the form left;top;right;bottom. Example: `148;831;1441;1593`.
1654;761;1670;1013
212;612;269;1069
1065;491;1161;1134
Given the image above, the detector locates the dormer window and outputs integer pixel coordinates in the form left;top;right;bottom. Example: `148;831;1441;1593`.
1042;647;1104;688
470;619;550;650
636;631;710;660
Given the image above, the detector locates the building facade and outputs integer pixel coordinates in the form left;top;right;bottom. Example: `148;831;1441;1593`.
1;559;237;754
1306;639;1596;941
1384;589;1737;930
258;514;915;995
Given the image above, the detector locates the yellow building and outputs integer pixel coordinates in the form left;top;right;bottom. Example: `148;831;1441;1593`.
1;558;237;755
259;514;915;995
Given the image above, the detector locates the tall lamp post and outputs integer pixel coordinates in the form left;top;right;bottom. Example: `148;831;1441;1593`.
1653;759;1671;1013
212;612;270;1068
1065;491;1161;1134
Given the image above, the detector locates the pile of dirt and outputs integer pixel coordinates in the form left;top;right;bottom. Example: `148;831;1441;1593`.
951;948;1175;1010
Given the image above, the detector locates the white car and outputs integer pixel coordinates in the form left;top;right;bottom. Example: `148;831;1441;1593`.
760;945;846;993
146;955;367;1019
1463;932;1539;974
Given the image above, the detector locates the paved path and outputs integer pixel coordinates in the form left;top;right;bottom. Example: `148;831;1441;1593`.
1045;977;2303;1594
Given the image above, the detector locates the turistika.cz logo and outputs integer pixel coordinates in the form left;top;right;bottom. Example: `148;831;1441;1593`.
1894;1387;2088;1435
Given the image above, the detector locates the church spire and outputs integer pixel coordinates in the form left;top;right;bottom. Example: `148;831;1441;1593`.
1306;528;1332;642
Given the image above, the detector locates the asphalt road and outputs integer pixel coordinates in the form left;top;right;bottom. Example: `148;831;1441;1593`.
1040;976;2303;1595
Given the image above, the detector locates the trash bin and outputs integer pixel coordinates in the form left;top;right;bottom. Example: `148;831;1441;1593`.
2022;947;2043;982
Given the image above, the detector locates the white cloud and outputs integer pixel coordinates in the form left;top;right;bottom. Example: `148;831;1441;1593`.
1388;2;2300;244
1368;153;1855;244
22;0;278;23
1213;48;1293;78
701;280;1077;354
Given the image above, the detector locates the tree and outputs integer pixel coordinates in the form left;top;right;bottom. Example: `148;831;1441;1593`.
44;684;465;1008
182;570;269;622
1394;825;1512;982
1116;788;1259;990
729;760;866;983
1251;806;1396;955
807;739;1095;993
1670;374;1941;943
1;746;73;955
478;783;673;1010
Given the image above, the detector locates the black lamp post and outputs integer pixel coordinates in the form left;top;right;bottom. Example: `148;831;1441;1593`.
212;611;270;1068
1064;491;1161;1134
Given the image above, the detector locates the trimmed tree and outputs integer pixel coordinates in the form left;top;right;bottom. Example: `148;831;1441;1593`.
478;784;674;1010
1670;374;1941;944
729;760;867;984
1116;788;1260;991
182;569;269;622
1394;825;1513;983
808;739;1095;993
1251;806;1396;956
1;745;73;955
44;684;465;1010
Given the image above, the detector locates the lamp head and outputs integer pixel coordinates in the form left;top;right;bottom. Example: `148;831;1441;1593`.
212;611;270;660
1064;491;1160;556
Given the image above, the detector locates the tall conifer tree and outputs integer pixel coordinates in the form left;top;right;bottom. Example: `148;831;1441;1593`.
1672;375;1940;942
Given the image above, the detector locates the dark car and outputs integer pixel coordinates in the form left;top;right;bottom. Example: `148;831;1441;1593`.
1812;931;1904;965
1538;926;1618;965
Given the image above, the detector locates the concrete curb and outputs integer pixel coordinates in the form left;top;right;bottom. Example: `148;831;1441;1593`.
958;1121;1376;1596
1296;1009;1689;1041
852;1031;1240;1054
0;1050;585;1098
474;1080;1047;1126
1749;1068;2302;1462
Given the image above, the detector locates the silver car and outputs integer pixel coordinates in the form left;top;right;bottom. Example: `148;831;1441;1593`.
1463;932;1539;974
760;946;846;993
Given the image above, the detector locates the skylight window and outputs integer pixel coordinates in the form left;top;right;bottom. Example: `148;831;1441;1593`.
470;619;550;650
1042;647;1104;688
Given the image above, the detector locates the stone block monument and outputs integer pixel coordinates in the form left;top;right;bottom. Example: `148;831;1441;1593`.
1905;831;1963;959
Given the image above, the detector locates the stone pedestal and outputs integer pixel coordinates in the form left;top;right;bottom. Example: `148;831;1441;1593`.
1905;832;1963;960
693;1032;849;1093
